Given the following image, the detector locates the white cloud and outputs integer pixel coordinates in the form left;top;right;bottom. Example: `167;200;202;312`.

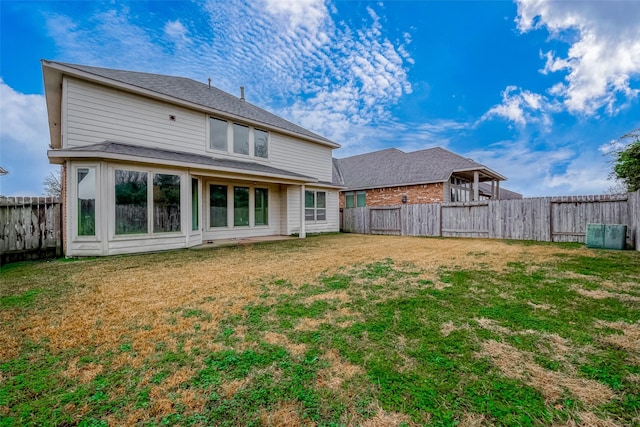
264;0;328;33
43;1;413;152
0;79;48;150
516;0;640;116
481;86;557;128
164;20;191;45
0;80;57;196
466;141;611;197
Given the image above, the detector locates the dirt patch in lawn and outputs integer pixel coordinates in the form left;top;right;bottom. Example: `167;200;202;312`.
596;321;640;352
479;340;615;405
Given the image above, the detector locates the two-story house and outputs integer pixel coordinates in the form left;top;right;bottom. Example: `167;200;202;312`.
42;60;341;256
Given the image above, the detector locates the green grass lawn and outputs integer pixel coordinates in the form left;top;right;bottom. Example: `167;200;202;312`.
1;235;639;426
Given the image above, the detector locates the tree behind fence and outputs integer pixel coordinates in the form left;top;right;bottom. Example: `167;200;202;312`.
0;197;62;265
341;191;640;250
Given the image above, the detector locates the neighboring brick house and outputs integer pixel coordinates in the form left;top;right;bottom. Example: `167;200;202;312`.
333;147;521;208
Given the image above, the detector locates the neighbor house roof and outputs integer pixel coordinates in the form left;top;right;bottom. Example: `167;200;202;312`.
41;60;339;150
334;147;506;191
478;182;523;200
48;141;317;184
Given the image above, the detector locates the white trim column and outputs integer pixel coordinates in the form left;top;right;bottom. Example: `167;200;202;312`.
473;171;480;201
496;180;500;200
299;184;306;238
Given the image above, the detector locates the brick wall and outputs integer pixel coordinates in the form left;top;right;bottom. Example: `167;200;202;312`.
340;183;444;208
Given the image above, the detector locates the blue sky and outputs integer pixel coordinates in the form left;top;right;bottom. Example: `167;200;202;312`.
1;0;639;197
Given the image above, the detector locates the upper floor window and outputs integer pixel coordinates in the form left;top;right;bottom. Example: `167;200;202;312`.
209;117;228;151
254;129;268;158
233;124;249;155
209;116;269;159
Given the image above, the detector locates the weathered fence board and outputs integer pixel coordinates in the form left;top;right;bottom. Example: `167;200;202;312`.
370;207;401;235
0;197;62;265
341;190;639;249
401;203;440;236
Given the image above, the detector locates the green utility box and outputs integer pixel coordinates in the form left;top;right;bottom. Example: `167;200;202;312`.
586;224;627;250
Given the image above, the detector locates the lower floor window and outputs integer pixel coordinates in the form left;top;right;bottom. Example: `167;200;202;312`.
153;174;181;232
115;170;148;234
305;190;326;221
210;185;228;227
234;186;249;226
115;169;181;235
77;167;96;236
209;184;268;228
255;188;269;226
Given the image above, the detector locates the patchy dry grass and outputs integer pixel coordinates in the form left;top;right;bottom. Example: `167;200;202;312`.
1;234;639;426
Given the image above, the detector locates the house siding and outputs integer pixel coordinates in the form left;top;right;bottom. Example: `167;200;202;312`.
340;183;444;208
284;186;339;235
65;78;206;153
269;136;333;182
64;78;334;183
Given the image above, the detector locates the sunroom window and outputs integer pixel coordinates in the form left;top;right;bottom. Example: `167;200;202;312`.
77;167;96;236
115;170;148;235
153;174;181;233
114;170;181;235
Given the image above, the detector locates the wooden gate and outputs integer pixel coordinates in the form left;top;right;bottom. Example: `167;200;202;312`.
370;207;401;235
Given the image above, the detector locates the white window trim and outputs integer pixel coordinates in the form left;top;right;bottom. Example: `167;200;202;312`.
205;115;270;161
109;165;186;240
71;163;101;242
205;181;271;230
305;190;327;222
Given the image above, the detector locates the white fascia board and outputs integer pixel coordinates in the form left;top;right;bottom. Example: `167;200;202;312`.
41;63;63;149
308;182;345;190
451;167;506;181
47;149;318;185
42;61;340;150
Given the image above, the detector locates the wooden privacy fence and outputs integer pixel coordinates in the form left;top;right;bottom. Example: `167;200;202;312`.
342;191;640;250
0;197;62;265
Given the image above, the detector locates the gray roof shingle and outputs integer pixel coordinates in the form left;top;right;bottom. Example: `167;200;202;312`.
59;141;317;181
335;147;503;190
49;61;337;147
